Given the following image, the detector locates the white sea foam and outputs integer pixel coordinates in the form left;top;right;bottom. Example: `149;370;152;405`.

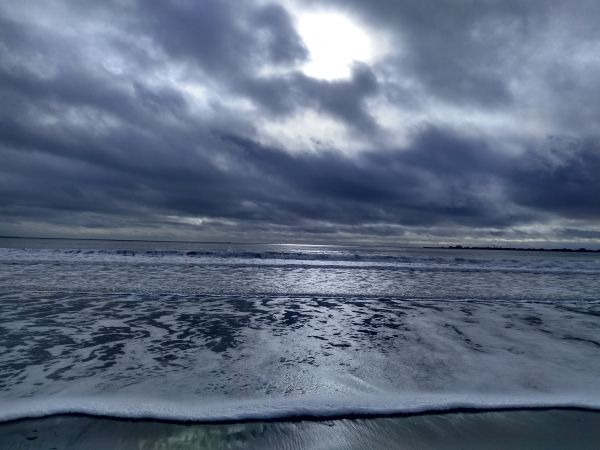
1;247;599;275
2;292;600;424
2;392;600;424
1;245;600;300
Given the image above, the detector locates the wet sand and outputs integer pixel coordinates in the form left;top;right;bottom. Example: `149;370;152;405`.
2;409;599;449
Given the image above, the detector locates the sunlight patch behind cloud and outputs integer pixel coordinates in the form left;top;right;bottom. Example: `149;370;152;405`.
297;11;380;80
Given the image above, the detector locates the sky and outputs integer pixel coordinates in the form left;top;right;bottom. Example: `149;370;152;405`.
1;0;600;246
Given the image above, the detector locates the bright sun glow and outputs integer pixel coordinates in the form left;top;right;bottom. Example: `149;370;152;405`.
297;12;377;80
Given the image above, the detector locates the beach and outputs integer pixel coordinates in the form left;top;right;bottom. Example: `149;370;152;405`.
3;409;600;449
1;238;600;447
3;0;600;446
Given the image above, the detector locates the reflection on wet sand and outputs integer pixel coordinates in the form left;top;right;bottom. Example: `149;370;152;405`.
2;409;600;450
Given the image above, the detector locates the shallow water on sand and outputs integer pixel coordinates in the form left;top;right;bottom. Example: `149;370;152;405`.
2;410;600;450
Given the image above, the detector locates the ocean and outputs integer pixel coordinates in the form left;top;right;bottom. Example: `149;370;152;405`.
1;237;600;448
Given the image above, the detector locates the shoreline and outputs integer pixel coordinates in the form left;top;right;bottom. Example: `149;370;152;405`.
2;404;600;427
425;245;600;253
3;394;600;426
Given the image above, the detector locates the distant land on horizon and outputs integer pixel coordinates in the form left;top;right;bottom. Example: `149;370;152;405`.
1;236;600;253
428;245;600;253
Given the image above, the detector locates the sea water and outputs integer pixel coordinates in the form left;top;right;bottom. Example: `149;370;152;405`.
1;237;600;424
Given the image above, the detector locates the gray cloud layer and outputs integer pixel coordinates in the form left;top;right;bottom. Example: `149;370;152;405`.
1;0;599;245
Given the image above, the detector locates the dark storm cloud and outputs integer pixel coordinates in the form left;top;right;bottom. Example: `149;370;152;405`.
142;0;307;71
131;0;380;130
230;63;379;132
217;130;600;227
1;0;599;243
314;1;554;104
323;0;600;126
507;137;600;218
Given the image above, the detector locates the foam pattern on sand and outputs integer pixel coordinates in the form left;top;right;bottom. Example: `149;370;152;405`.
2;290;600;422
